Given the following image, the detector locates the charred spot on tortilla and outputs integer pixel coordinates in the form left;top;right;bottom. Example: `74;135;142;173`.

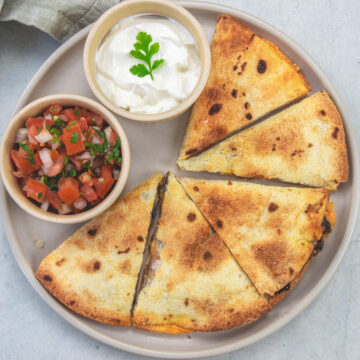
275;283;290;295
209;103;222;115
257;59;267;74
87;228;98;236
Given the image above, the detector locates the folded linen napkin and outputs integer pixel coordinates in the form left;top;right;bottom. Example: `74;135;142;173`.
0;0;120;42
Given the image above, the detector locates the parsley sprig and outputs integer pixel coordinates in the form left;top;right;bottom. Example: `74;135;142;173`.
129;31;164;80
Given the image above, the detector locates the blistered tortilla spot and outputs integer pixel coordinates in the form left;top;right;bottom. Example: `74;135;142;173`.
268;202;279;212
187;213;196;222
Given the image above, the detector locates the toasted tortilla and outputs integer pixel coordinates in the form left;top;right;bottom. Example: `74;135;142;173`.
269;201;336;306
180;177;332;296
178;14;311;161
178;91;348;190
35;173;162;326
133;174;270;333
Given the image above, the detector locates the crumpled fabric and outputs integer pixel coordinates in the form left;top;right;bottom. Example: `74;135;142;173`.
0;0;120;42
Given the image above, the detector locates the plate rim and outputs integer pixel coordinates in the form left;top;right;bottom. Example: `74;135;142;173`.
1;1;359;358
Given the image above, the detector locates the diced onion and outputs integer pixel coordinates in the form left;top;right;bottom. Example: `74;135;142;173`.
39;148;53;175
15;128;28;143
58;203;71;215
74;197;87;210
40;199;50;212
113;169;120;180
104;127;112;146
58;114;68;121
51;139;60;150
35;129;53;144
44;113;52;120
91;135;102;145
75;151;93;161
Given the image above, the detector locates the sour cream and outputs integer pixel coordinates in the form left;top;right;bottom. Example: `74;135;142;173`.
95;16;200;114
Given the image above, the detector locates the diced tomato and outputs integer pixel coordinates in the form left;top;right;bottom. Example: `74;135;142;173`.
18;143;38;158
80;183;98;202
58;177;80;205
79;172;93;186
47;104;63;116
62;124;85;155
46;190;62;210
70;157;82;171
110;130;118;147
86;112;104;128
61;108;80;123
77;107;90;118
25;117;54;129
28;124;40;144
79;117;88;132
11;149;41;176
47;151;65;177
50;149;61;162
93;165;114;198
26;179;48;203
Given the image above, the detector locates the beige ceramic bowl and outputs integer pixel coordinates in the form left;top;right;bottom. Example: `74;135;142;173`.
83;0;211;122
0;94;130;224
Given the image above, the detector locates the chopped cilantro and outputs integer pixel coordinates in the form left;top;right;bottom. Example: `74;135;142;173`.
65;169;77;177
19;142;35;165
69;121;77;126
66;125;70;131
74;109;81;117
42;176;58;190
95;129;105;138
70;132;80;143
38;192;43;199
52;107;58;113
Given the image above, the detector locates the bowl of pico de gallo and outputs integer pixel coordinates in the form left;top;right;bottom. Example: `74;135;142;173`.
0;94;130;224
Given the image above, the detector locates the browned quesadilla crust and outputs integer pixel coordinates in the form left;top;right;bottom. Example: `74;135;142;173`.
178;14;311;160
36;173;162;326
133;174;270;333
178;91;348;190
269;201;336;306
180;177;331;296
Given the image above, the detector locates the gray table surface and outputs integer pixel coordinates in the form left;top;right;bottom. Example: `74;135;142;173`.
0;0;359;359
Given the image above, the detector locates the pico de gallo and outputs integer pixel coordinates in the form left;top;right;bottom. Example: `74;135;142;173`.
11;104;122;214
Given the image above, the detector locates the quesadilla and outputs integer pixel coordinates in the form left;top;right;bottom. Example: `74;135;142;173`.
35;173;162;326
178;91;348;190
180;177;335;296
133;174;270;333
178;14;311;161
268;202;335;306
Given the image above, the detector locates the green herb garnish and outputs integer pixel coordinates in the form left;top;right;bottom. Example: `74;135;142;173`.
19;142;35;165
129;31;164;80
52;107;58;113
107;137;122;163
69;121;77;126
74;109;81;117
70;132;79;143
38;192;43;199
65;169;77;178
95;129;105;138
42;175;58;190
53;117;65;129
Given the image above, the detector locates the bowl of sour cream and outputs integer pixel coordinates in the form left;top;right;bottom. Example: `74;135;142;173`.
83;0;211;122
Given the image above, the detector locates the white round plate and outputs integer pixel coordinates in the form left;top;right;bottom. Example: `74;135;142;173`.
1;1;359;359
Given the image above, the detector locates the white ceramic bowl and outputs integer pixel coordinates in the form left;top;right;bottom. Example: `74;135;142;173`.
83;0;211;122
0;94;130;224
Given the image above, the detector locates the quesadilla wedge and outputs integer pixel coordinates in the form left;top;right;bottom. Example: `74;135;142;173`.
133;174;270;333
35;173;162;326
178;14;311;161
178;91;348;190
269;203;335;306
180;177;335;296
